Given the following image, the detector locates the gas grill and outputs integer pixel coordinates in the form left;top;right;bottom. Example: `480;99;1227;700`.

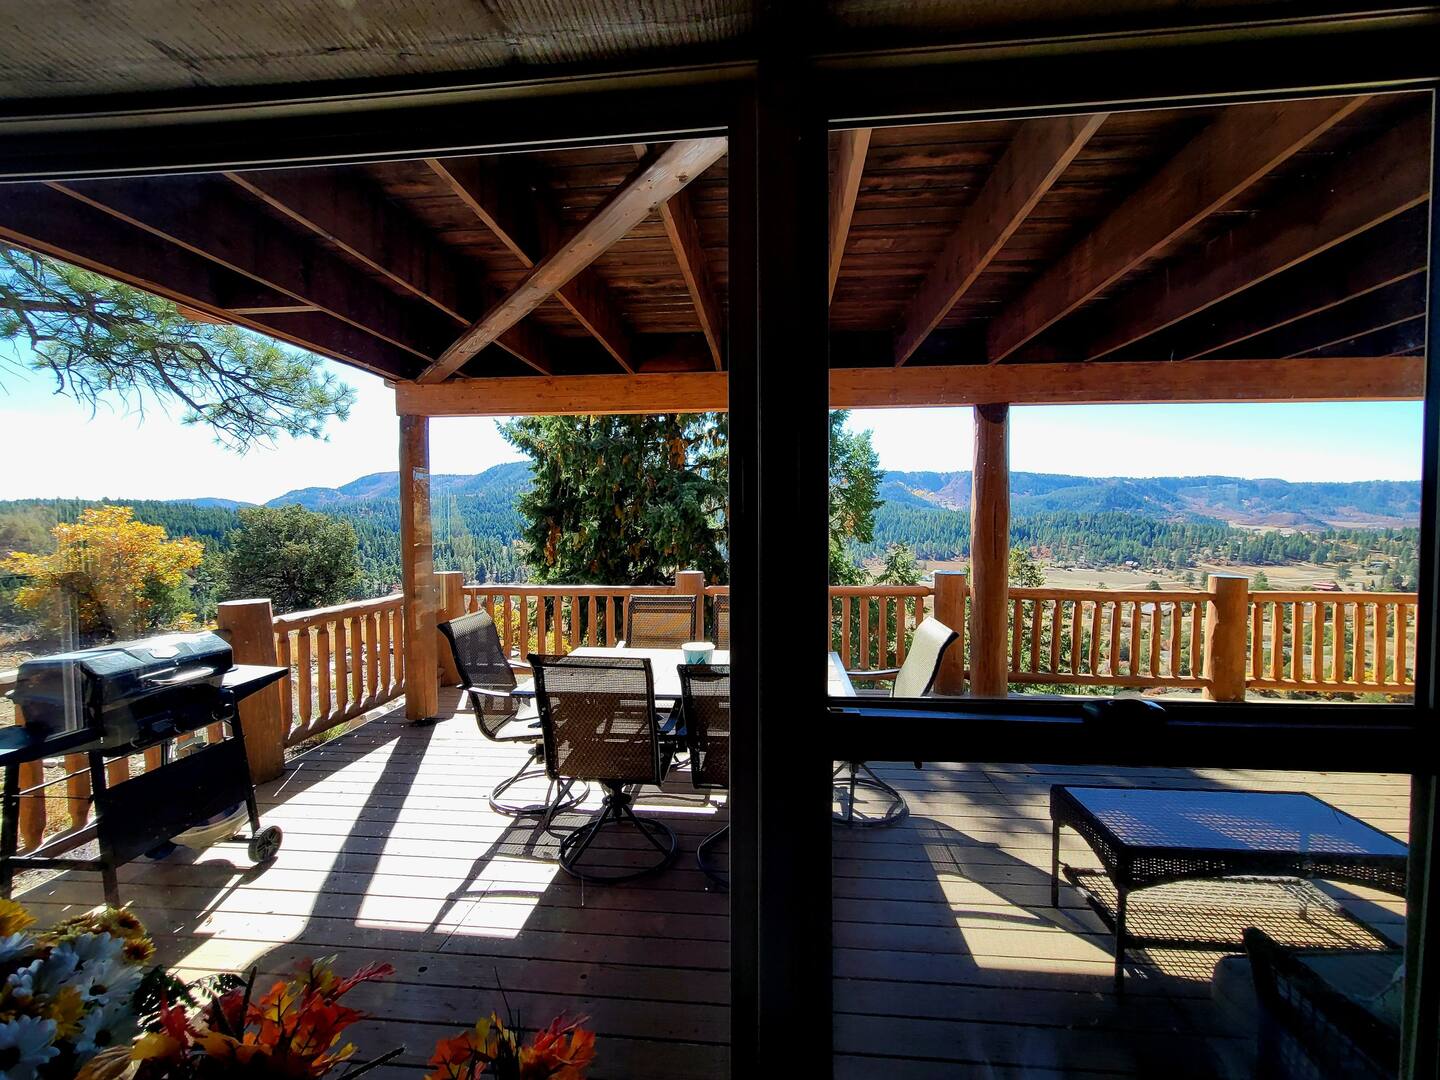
1;631;286;906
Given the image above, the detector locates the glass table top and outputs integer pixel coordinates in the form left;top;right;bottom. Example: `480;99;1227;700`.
1062;786;1408;856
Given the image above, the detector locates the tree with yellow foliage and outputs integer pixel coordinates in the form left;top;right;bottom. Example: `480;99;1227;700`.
1;506;204;640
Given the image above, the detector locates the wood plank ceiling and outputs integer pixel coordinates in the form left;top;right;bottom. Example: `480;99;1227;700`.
0;90;1428;387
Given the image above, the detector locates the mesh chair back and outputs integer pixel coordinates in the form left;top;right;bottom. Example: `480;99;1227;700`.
679;665;729;789
439;611;521;739
711;594;731;648
529;654;666;785
626;594;698;647
892;617;959;699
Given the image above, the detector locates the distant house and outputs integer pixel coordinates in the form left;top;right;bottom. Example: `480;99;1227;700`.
1311;581;1342;592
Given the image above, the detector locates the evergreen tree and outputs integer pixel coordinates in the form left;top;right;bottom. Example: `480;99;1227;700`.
223;505;361;614
501;414;729;585
2;248;353;449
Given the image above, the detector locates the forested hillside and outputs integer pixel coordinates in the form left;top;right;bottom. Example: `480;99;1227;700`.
3;464;1422;617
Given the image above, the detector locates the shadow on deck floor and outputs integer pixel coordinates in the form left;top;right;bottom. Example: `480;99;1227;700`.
16;689;1409;1078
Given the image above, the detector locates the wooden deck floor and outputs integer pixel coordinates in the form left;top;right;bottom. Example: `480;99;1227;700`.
16;691;1409;1079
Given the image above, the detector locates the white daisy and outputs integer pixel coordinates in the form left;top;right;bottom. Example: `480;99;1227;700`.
0;1015;59;1080
56;933;124;974
73;997;138;1059
0;932;31;965
72;959;142;1008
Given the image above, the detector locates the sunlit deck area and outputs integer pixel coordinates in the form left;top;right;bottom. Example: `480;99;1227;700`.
11;688;1409;1079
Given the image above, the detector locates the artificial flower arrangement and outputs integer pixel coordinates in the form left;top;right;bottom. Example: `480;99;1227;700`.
0;897;157;1080
0;897;595;1080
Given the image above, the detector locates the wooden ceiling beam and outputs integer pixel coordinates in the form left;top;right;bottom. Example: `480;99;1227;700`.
427;155;639;373
1304;320;1426;359
1172;214;1427;361
395;355;1420;416
0;184;421;377
50;176;456;362
829;127;871;303
420;137;728;384
226;167;555;373
634;143;724;369
893;114;1105;367
1084;110;1431;360
985;95;1370;362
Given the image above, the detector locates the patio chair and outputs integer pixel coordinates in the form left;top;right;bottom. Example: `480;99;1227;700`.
834;616;958;827
678;664;729;890
711;593;730;648
438;611;587;823
624;594;698;647
528;653;679;883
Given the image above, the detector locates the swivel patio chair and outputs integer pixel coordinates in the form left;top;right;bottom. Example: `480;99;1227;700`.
438;611;587;823
678;664;729;890
710;593;731;648
834;616;958;827
624;594;698;647
528;653;679;883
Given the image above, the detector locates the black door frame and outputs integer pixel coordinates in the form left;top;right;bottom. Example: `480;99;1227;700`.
3;10;1440;1077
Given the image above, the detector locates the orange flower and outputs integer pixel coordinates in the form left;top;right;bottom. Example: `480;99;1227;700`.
520;1017;596;1080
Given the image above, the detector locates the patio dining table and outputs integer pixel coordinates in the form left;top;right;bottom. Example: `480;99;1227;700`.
512;646;856;702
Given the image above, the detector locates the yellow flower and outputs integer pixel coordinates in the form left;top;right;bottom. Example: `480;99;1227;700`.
0;897;36;937
131;1032;183;1061
45;985;86;1038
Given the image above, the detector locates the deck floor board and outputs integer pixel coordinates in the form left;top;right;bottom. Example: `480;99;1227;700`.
16;690;1409;1078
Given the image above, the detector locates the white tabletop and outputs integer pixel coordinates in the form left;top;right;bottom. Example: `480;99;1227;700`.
513;647;855;702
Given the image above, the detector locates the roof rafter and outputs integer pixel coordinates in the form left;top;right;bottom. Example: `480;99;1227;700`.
893;113;1105;367
1083;110;1431;360
985;95;1371;362
420;137;728;384
633;142;724;369
226;167;555;373
829;127;871;303
0;183;421;377
50;175;456;363
427;155;639;372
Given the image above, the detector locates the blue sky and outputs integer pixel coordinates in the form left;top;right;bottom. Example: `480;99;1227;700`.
0;353;1424;504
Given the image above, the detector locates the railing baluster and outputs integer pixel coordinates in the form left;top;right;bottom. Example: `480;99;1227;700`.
317;622;332;725
1128;601;1142;677
1108;602;1122;676
1167;601;1181;679
1353;602;1368;685
895;595;908;667
1088;600;1102;675
1148;602;1161;677
1070;600;1082;676
1031;601;1042;676
1290;601;1303;683
877;595;890;669
1396;602;1409;687
296;627;313;735
1190;599;1203;679
1011;598;1023;674
1270;601;1284;682
334;617;349;718
859;594;871;671
1373;601;1387;686
276;630;294;736
1047;599;1061;673
1310;598;1324;684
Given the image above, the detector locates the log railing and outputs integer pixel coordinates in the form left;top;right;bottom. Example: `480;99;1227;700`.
1007;589;1208;690
271;594;407;748
1246;591;1417;695
460;583;680;660
829;585;934;675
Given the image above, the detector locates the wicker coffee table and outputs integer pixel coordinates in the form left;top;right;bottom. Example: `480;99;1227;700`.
1049;786;1408;988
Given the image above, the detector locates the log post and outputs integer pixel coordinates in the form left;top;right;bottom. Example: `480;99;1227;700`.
216;598;286;783
1203;574;1251;702
12;704;46;851
932;571;967;696
969;404;1011;697
674;569;706;640
400;415;439;721
436;570;465;686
